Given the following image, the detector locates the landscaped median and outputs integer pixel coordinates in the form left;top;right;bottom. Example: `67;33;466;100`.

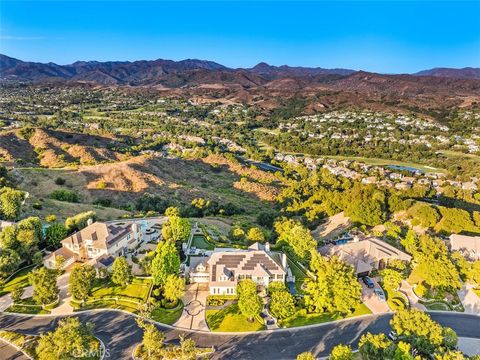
70;277;184;325
278;303;372;328
0;264;37;297
5;295;59;315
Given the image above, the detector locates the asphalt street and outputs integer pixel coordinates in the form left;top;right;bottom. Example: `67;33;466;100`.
0;311;479;360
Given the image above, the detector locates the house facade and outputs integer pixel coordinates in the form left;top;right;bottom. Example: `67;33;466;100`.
189;243;288;295
44;219;142;270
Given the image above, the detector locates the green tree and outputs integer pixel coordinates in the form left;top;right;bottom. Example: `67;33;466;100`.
381;268;403;290
10;284;24;303
111;257;133;286
247;227;265;242
151;241;180;286
0;187;25;220
163;274;185;304
305;253;361;314
275;219;317;261
434;351;466;360
16;216;43;259
0;248;20;279
237;279;262;321
45;223;68;249
229;227;245;241
407;202;440;228
69;264;96;301
393;341;414;360
36;317;98;360
329;344;353;360
345;184;386;226
65;211;96;232
137;319;165;357
29;267;59;305
358;333;394;360
390;309;444;355
268;282;295;320
297;352;315;360
166;216;191;242
442;327;458;350
165;206;181;217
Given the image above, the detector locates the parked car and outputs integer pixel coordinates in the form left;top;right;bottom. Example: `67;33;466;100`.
374;287;386;301
362;276;374;288
388;331;398;341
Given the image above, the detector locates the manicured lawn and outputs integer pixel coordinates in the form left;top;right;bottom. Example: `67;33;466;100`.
279;303;372;328
150;303;184;325
71;299;140;313
191;235;215;250
425;302;450;311
206;304;265;332
5;304;50;315
287;258;309;294
0;265;36;296
90;277;152;302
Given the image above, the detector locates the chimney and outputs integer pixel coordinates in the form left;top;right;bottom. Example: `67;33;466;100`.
265;242;270;252
87;218;93;226
282;253;287;270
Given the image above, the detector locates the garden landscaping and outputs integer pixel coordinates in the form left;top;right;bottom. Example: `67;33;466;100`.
0;264;37;297
278;303;372;328
191;234;215;250
206;303;265;332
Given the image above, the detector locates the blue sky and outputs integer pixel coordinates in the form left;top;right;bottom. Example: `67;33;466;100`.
1;1;479;73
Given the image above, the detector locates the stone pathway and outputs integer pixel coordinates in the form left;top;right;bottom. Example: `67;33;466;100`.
399;280;427;311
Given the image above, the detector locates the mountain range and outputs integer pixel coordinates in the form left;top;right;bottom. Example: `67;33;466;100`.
1;54;479;87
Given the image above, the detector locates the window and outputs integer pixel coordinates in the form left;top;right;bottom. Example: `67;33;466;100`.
277;274;283;279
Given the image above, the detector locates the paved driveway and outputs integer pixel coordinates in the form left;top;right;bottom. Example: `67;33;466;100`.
360;278;390;314
174;283;209;331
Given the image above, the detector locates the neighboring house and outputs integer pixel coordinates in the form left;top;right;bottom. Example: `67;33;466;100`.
319;237;412;277
44;219;142;270
448;234;480;260
189;242;288;295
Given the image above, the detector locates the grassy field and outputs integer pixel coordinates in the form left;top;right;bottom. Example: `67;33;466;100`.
206;304;265;332
279;303;372;328
287;258;309;293
89;277;152;302
191;235;215;250
0;264;36;297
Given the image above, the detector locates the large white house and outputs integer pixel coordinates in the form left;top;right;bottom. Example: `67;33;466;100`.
189;243;288;295
43;219;142;270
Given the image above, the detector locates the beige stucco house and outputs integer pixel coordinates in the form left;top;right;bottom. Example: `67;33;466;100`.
189;242;288;295
319;237;412;277
43;219;142;270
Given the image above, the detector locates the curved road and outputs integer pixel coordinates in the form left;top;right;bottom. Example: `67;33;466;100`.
0;311;479;359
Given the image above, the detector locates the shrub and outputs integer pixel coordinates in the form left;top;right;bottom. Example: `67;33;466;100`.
32;202;42;210
96;180;107;189
415;282;427;298
45;215;57;223
50;189;79;203
54;177;66;185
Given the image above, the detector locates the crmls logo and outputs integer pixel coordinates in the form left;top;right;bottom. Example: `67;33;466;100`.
71;348;111;358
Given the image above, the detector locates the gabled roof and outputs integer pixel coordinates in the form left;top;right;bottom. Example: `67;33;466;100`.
61;221;134;250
